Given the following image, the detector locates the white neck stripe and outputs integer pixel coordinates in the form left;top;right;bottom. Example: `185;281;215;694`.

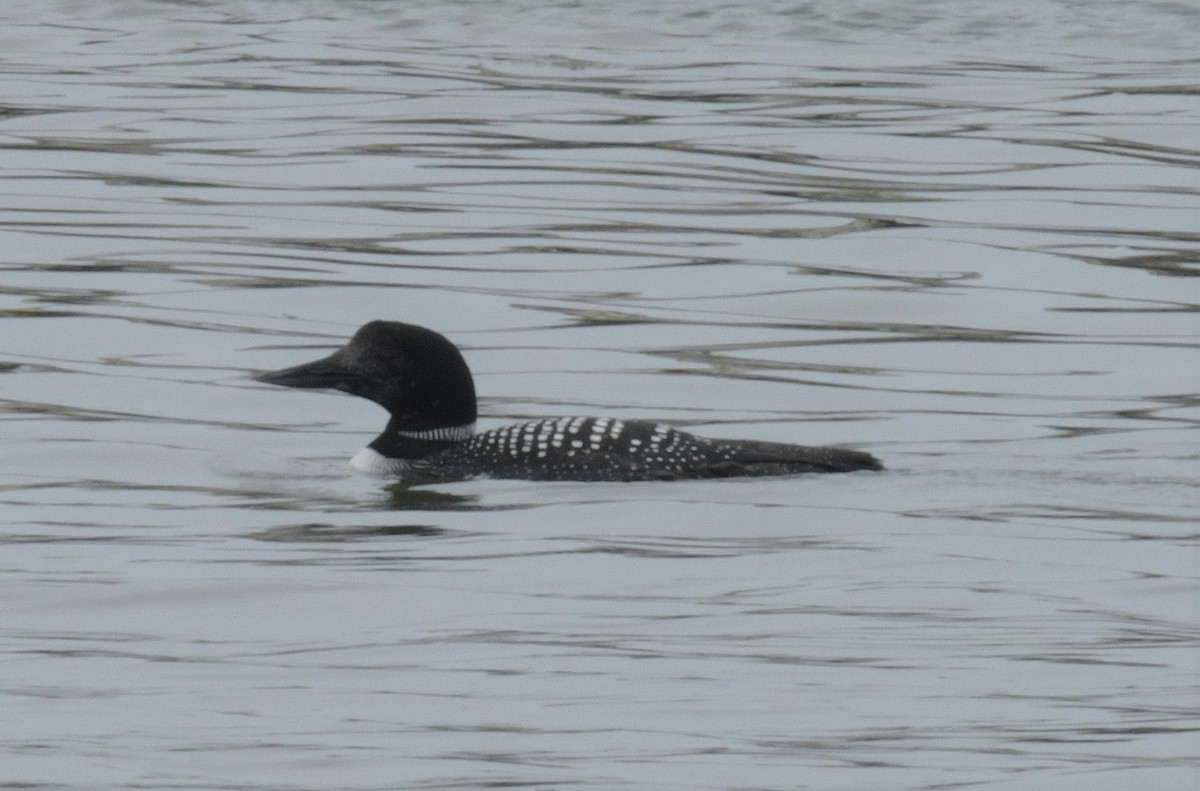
393;423;476;442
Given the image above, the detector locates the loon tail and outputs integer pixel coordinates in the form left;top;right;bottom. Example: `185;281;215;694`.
711;440;884;476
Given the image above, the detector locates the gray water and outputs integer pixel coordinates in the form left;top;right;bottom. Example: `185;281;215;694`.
2;1;1198;789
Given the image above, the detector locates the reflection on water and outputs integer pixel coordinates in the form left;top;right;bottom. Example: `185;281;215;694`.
251;522;448;543
1;1;1198;789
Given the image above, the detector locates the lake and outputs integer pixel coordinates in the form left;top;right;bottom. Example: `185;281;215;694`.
1;1;1197;789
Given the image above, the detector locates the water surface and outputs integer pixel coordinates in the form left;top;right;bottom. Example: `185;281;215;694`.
1;1;1197;789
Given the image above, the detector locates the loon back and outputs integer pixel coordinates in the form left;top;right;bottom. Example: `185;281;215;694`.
256;321;883;483
408;416;881;482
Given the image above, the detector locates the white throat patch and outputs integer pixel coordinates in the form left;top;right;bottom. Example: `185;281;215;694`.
350;423;476;475
350;447;410;475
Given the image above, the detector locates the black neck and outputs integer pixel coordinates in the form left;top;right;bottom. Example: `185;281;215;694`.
367;416;473;460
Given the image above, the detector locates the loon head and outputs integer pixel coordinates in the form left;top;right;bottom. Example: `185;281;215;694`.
256;320;477;433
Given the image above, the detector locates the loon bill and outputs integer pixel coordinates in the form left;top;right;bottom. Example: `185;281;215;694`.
255;320;883;482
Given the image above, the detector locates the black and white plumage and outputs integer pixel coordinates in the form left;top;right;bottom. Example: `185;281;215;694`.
256;321;883;483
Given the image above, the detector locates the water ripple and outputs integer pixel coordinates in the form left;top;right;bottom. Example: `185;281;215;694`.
2;2;1197;789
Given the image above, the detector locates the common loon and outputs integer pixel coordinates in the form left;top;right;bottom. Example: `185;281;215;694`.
256;321;883;482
